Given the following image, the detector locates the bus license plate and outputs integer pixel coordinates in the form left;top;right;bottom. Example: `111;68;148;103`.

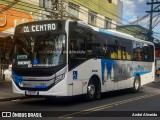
26;91;38;95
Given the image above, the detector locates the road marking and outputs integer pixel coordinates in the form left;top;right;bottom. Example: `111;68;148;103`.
81;105;113;115
59;92;160;119
11;99;20;102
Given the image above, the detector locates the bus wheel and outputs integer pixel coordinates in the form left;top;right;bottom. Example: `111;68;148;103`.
132;75;141;93
86;80;96;101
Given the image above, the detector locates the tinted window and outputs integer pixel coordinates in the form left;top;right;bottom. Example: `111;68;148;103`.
68;35;86;70
133;42;154;62
121;39;132;60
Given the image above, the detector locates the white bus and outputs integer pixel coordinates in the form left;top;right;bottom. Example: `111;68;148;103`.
155;57;160;77
12;19;155;101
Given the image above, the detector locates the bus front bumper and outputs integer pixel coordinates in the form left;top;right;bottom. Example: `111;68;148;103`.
11;79;69;97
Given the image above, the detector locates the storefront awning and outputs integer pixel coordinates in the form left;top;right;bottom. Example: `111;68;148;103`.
0;28;15;37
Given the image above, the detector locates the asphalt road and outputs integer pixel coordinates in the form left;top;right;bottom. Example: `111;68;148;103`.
0;78;160;120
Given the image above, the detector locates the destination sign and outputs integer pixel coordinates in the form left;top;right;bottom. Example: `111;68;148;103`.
23;23;56;33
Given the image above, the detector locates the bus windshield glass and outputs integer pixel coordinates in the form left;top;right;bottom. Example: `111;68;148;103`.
13;34;66;68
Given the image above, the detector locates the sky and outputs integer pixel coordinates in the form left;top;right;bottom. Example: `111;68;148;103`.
120;0;160;39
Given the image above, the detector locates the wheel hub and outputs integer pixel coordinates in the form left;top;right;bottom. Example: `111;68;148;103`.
88;84;95;97
135;80;139;90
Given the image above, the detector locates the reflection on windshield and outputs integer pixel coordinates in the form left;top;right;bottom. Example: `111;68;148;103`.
14;34;66;68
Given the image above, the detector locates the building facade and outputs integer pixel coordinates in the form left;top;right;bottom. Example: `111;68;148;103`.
38;0;123;28
0;0;123;36
0;0;49;80
68;0;122;29
0;0;123;80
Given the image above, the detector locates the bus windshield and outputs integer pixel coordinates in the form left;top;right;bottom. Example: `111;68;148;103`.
13;34;66;68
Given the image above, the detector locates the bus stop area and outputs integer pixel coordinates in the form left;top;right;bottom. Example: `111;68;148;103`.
0;81;27;102
0;76;160;102
0;35;21;101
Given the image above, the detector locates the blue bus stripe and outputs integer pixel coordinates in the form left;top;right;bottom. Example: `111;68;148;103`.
133;71;151;77
35;86;47;88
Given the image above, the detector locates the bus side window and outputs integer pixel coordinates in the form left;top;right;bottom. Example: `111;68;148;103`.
88;33;103;58
122;39;132;60
110;39;119;59
142;43;149;61
133;42;143;61
68;36;86;70
149;45;154;62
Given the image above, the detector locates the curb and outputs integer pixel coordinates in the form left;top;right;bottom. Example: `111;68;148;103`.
0;96;28;102
0;81;11;83
153;81;160;83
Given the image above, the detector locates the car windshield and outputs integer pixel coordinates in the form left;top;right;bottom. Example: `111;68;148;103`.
13;34;66;68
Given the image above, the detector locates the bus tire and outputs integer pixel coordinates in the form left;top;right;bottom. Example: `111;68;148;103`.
85;78;101;101
132;75;141;93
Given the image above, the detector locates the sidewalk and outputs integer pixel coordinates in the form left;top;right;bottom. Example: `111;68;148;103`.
0;81;26;102
154;76;160;83
0;76;160;102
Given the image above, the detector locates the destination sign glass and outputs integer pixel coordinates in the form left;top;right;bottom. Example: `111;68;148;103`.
23;23;56;33
15;21;64;33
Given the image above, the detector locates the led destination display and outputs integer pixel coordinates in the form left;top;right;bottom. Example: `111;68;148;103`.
15;21;65;34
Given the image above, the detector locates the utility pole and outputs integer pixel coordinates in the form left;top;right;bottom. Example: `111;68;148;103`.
51;0;67;19
0;0;19;13
146;0;160;42
45;0;67;19
57;0;67;19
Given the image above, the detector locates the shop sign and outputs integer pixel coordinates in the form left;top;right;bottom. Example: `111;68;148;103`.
0;12;7;27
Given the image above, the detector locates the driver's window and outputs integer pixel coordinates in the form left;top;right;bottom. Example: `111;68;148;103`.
69;36;86;70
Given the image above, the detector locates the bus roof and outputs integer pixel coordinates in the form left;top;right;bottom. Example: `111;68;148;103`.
77;20;154;46
15;19;154;46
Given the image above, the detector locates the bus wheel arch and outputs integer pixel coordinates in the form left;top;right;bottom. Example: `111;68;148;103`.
85;75;101;101
132;74;141;93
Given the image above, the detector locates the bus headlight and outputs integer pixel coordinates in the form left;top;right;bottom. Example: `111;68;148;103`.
55;73;65;85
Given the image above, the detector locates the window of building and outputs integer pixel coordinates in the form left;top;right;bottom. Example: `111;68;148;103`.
68;2;79;19
108;0;112;3
39;0;44;7
105;17;112;29
39;0;56;9
88;11;97;26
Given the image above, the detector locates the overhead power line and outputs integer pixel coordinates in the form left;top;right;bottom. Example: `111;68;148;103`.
129;14;150;25
1;0;156;41
2;0;127;26
0;0;19;13
152;14;160;28
146;0;160;41
66;4;150;39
